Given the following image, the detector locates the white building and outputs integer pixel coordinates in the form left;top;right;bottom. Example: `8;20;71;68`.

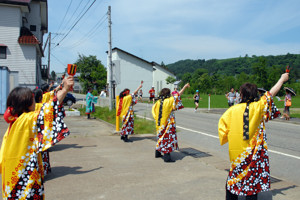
0;0;48;88
109;48;176;97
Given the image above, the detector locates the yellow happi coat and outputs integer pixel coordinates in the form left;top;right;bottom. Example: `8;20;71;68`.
152;95;183;153
117;94;136;136
218;92;280;196
0;97;70;199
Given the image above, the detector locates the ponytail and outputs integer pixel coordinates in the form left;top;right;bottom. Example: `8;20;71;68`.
157;88;171;126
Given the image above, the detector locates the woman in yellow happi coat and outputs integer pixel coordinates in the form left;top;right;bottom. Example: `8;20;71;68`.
152;83;190;162
117;81;143;142
218;73;289;199
34;88;59;177
0;76;74;199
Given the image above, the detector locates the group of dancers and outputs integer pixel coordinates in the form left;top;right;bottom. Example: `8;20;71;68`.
0;72;292;199
115;73;290;200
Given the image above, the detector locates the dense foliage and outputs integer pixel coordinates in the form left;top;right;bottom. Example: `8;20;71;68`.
167;53;300;95
75;54;107;94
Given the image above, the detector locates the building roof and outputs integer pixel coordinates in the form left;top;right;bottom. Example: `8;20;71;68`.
112;47;153;66
0;0;31;6
18;27;41;44
18;27;44;56
151;61;175;76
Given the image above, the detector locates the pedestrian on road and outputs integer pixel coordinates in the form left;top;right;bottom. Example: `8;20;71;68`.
0;76;74;199
226;88;236;107
152;83;190;162
218;73;289;200
282;87;296;120
138;89;143;102
193;90;200;112
117;81;143;142
149;86;156;104
86;88;98;119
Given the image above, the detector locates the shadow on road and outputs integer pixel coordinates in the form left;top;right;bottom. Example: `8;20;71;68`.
44;166;103;182
129;136;156;142
50;144;97;151
271;185;298;197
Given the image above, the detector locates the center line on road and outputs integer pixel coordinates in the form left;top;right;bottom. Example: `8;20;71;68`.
136;114;300;160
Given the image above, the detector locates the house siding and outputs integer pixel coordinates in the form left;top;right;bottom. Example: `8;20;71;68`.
0;5;38;88
153;65;176;95
113;51;153;96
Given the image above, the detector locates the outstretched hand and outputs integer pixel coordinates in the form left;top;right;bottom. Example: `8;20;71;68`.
63;76;74;92
280;73;289;83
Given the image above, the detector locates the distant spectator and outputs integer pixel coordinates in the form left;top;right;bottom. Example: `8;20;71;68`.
86;88;98;119
171;87;179;96
99;90;107;98
235;89;240;104
226;88;236;107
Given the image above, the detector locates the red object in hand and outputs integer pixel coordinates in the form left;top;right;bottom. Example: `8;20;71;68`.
286;65;290;73
67;64;77;75
67;64;77;91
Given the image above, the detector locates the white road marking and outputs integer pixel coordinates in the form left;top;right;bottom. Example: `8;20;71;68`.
136;114;300;160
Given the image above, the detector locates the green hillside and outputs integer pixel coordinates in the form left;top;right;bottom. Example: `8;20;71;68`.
166;53;300;95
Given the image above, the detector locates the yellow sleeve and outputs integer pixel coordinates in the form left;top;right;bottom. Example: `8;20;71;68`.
152;101;159;120
42;91;55;103
218;109;230;145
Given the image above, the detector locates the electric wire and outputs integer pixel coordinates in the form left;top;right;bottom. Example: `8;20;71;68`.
54;0;73;39
54;0;97;48
67;13;107;48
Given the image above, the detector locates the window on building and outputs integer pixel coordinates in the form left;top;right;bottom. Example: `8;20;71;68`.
0;46;7;59
30;25;36;32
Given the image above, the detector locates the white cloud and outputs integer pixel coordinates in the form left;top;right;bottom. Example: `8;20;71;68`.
47;0;300;72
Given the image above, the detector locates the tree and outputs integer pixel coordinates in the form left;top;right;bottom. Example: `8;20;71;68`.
75;54;107;93
166;76;176;84
50;70;56;81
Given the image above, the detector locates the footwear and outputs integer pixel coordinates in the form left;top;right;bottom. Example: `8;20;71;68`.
164;153;175;162
123;135;132;142
155;150;163;158
120;135;125;140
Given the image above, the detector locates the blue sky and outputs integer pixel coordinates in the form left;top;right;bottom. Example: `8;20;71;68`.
44;0;300;73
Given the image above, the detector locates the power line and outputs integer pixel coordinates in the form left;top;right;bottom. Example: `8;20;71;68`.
55;0;73;36
67;14;107;48
54;0;97;48
51;52;66;67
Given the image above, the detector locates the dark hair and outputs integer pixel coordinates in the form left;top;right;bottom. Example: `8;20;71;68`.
41;83;50;93
7;87;34;116
33;88;43;103
119;88;130;98
239;83;259;103
159;88;171;99
157;88;171;126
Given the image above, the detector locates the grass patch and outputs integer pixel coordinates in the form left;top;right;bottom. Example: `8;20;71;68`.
79;106;155;134
134;116;156;134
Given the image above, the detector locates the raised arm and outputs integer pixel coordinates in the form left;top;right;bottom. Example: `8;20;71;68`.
57;76;74;104
178;83;190;96
270;73;289;96
133;80;144;95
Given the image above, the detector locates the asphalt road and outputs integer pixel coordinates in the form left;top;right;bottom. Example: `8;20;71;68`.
134;103;300;187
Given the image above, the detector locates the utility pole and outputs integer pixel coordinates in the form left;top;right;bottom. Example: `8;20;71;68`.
108;6;113;110
47;32;51;83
